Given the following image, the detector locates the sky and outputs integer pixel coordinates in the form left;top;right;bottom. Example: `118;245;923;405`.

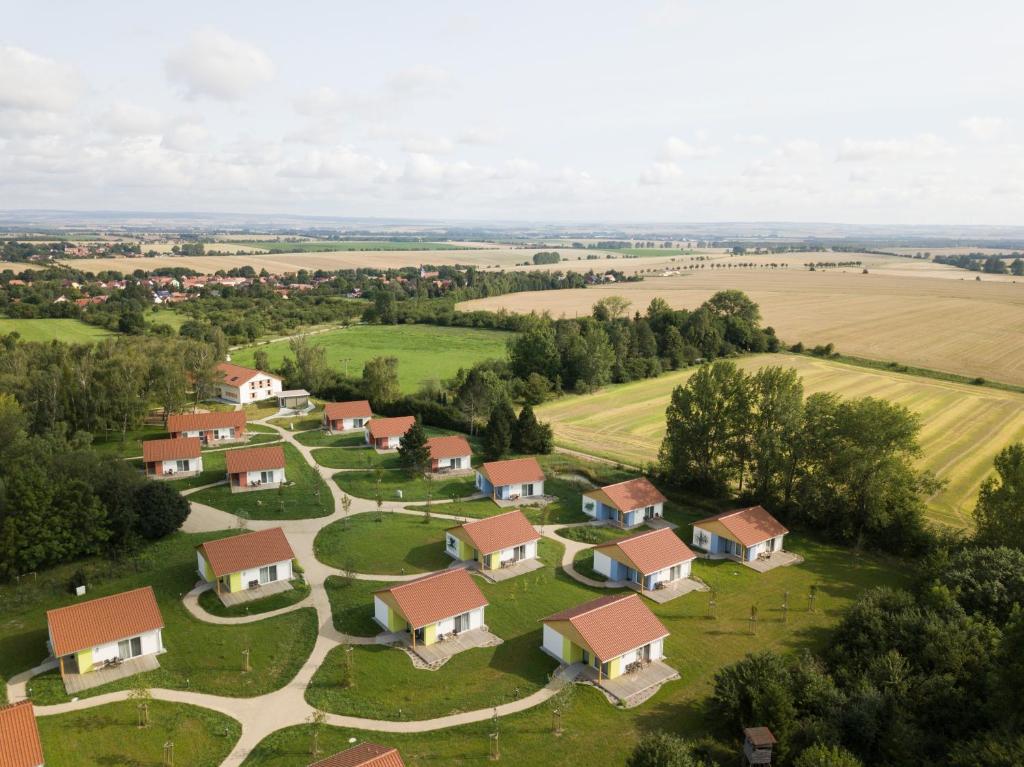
1;1;1023;225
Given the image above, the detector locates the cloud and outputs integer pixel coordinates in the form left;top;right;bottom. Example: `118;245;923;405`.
293;86;341;117
401;135;454;155
0;46;80;114
639;161;683;186
102;102;163;135
165;28;274;101
162;122;210;152
457;127;500;146
837;133;953;162
960;116;1007;142
387;64;450;96
658;136;718;161
278;145;388;180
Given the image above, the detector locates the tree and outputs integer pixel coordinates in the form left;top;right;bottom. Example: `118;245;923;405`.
794;744;863;767
746;366;803;506
373;289;398;324
287;335;331;393
712;651;799;752
507;320;560;382
513;404;553;454
626;733;711;767
520;372;552;405
397;418;431;474
182;340;218;410
149;355;188;422
658;361;750;493
133;482;189;539
974;443;1024;550
928;547;1024;626
128;684;153;727
253;348;270;372
483;400;516;459
455;366;505;435
592;295;632;321
306;708;327;756
362;356;400;406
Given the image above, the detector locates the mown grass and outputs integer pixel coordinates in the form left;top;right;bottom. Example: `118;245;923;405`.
314;513;453;575
334;469;477;503
295;429;365;448
312;447;403;470
197;580;311;618
190;444;333;520
231;325;512;393
37;699;240;767
323;578;387;636
557;524;650;544
0;531;317;706
0;318;114;343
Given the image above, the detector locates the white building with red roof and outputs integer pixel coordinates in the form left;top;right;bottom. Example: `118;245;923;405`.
592;528;696;593
310;742;405;767
216;361;282;404
372;568;488;648
475;457;545;502
141;437;202;478
426;435;472;473
46;586;164;691
196;527;295;598
323;400;372;433
364;416;415;450
444;510;540;572
691;505;789;564
540;594;669;682
582;476;667;528
225;445;286;491
0;700;45;767
167;410;247;445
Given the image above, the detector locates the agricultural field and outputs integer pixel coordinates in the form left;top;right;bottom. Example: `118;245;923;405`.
232;324;511;392
228;240;478;253
459;269;1024;386
536;353;1024;529
0;318;114;343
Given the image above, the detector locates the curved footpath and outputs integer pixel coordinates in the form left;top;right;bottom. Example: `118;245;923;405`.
5;415;595;766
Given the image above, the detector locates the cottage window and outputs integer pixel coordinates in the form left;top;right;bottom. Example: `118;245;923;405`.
353;418;364;428
175;459;191;473
259;564;278;583
522;483;534;497
118;636;143;659
260;470;274;484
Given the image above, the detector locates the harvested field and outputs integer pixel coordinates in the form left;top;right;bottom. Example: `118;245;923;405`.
535;353;1024;529
459;270;1024;386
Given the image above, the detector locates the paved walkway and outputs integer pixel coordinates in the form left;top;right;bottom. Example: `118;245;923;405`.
5;416;625;766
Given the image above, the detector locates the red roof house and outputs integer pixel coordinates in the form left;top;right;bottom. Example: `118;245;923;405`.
309;742;405;767
141;437;202;478
0;700;44;767
323;401;372;432
167;410;246;443
225;445;286;491
365;416;415;450
476;457;545;502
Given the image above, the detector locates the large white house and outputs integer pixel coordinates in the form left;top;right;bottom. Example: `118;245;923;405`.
46;586;165;690
216;361;282;404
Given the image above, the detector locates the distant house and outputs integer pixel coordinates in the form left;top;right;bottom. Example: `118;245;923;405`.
46;587;164;684
167;410;247;445
309;742;405;767
691;506;788;563
0;700;44;767
445;510;540;571
216;361;282;404
541;593;668;681
196;527;295;596
582;477;666;528
592;528;696;592
141;437;202;478
323;400;372;432
365;416;415;450
277;389;310;409
475;457;545;502
426;435;472;473
373;569;488;647
225;445;286;491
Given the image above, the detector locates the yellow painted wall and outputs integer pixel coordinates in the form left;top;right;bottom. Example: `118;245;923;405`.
229;571;242;593
423;623;438;646
608;656;623;679
201;554;214;582
387;606;404;632
76;647;93;674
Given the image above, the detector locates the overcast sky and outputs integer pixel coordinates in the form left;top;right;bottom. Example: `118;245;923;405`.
1;1;1022;224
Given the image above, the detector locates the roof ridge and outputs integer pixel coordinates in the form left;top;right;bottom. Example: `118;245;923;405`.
464;508;521;526
389;567;459;592
0;698;33;712
566;593;634;622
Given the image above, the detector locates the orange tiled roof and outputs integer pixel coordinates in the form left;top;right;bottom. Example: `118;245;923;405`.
198;528;295;577
167;410;246;434
426;435;471;460
46;586;164;657
225;445;286;474
447;510;539;555
594;528;695;575
142;437;201;463
309;743;405;767
324;401;372;421
366;416;415;440
479;457;544;487
374;568;487;629
592;477;666;512
542;593;668;661
216;361;280;386
0;700;44;767
694;505;789;548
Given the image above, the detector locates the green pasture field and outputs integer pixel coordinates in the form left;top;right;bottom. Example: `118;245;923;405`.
232;324;512;393
314;513;453;574
536;352;1024;529
0;318;113;343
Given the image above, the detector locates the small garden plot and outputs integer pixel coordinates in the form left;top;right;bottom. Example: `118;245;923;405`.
333;469;477;503
190;444;333;519
314;513;453;574
37;700;240;767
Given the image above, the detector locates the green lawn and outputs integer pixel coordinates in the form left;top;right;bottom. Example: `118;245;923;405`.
231;325;512;393
0;318;114;343
0;531;318;706
323;577;387;636
295;429;365;448
571;548;608;581
148;307;189;331
312;447;402;469
190;444;333;520
557;524;650;544
306;540;587;720
197;580;311;618
229;240;474;252
88;424;168;458
267;409;324;431
314;514;453;575
252;535;907;766
334;469;477;503
38;700;240;767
